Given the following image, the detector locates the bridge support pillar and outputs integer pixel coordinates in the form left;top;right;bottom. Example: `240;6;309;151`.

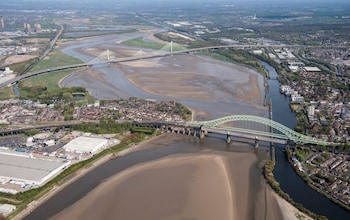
226;132;231;144
254;139;259;149
271;143;275;162
200;130;205;139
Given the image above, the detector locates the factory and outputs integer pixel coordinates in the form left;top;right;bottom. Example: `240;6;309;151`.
63;136;109;154
0;151;70;194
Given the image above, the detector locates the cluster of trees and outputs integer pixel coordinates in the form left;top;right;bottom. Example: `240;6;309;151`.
72;119;132;134
216;48;268;77
19;85;87;104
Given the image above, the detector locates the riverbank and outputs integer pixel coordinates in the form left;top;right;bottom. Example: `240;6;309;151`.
18;132;314;220
40;133;287;220
15;134;163;220
285;148;350;213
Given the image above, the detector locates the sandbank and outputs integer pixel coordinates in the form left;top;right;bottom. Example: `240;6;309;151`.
50;154;237;220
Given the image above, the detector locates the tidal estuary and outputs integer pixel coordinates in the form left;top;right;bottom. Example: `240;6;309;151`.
23;33;350;220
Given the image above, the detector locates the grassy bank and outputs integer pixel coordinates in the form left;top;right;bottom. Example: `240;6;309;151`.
121;37;185;51
19;69;77;94
31;48;83;72
0;87;16;100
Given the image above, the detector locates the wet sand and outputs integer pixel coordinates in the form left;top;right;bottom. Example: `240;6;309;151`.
118;54;264;106
60;40;266;111
46;133;310;220
51;154;236;220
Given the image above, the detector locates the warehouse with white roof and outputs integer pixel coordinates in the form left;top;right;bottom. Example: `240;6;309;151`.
0;152;70;189
63;136;108;154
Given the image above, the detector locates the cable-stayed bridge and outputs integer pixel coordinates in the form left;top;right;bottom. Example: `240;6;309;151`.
1;40;346;89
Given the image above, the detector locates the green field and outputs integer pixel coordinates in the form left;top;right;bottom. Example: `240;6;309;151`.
121;37;185;51
31;48;83;72
0;87;16;100
20;69;75;94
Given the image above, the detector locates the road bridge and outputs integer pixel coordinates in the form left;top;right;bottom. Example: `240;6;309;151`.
134;115;338;146
1;41;347;89
185;115;338;146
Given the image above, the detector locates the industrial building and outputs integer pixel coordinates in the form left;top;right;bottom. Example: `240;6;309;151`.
63;136;108;154
0;151;70;192
0;204;16;217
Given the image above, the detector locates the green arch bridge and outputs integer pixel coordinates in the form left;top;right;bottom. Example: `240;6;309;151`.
183;115;338;146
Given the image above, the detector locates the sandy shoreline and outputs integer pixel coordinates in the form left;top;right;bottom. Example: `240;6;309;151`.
51;154;236;220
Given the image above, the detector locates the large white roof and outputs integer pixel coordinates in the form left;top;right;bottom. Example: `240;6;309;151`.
0;153;69;185
63;136;108;154
304;66;321;72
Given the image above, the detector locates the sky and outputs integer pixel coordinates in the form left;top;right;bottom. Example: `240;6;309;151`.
3;0;349;3
1;0;349;9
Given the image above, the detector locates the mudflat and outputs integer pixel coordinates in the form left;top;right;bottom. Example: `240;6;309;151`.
60;41;266;111
51;154;238;220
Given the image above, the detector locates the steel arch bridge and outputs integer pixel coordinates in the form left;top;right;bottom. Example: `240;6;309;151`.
185;115;338;146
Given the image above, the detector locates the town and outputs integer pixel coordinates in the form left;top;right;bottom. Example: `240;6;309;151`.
0;97;187;126
290;147;350;208
0;0;349;219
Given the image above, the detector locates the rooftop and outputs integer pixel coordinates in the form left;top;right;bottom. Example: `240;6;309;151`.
0;152;69;185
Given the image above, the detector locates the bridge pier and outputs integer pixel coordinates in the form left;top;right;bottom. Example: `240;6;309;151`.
270;143;275;162
200;130;205;139
254;139;259;149
226;132;231;144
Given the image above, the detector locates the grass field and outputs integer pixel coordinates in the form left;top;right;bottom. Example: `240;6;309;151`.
198;51;232;62
20;69;76;93
121;37;185;51
0;87;16;100
31;48;83;72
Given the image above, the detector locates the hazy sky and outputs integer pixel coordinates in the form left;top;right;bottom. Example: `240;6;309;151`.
1;0;349;9
3;0;350;3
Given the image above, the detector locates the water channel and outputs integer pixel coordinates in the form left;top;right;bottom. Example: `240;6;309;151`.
23;36;350;219
264;62;350;219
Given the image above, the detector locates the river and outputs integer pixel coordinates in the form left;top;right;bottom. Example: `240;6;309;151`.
264;62;350;219
23;35;350;219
